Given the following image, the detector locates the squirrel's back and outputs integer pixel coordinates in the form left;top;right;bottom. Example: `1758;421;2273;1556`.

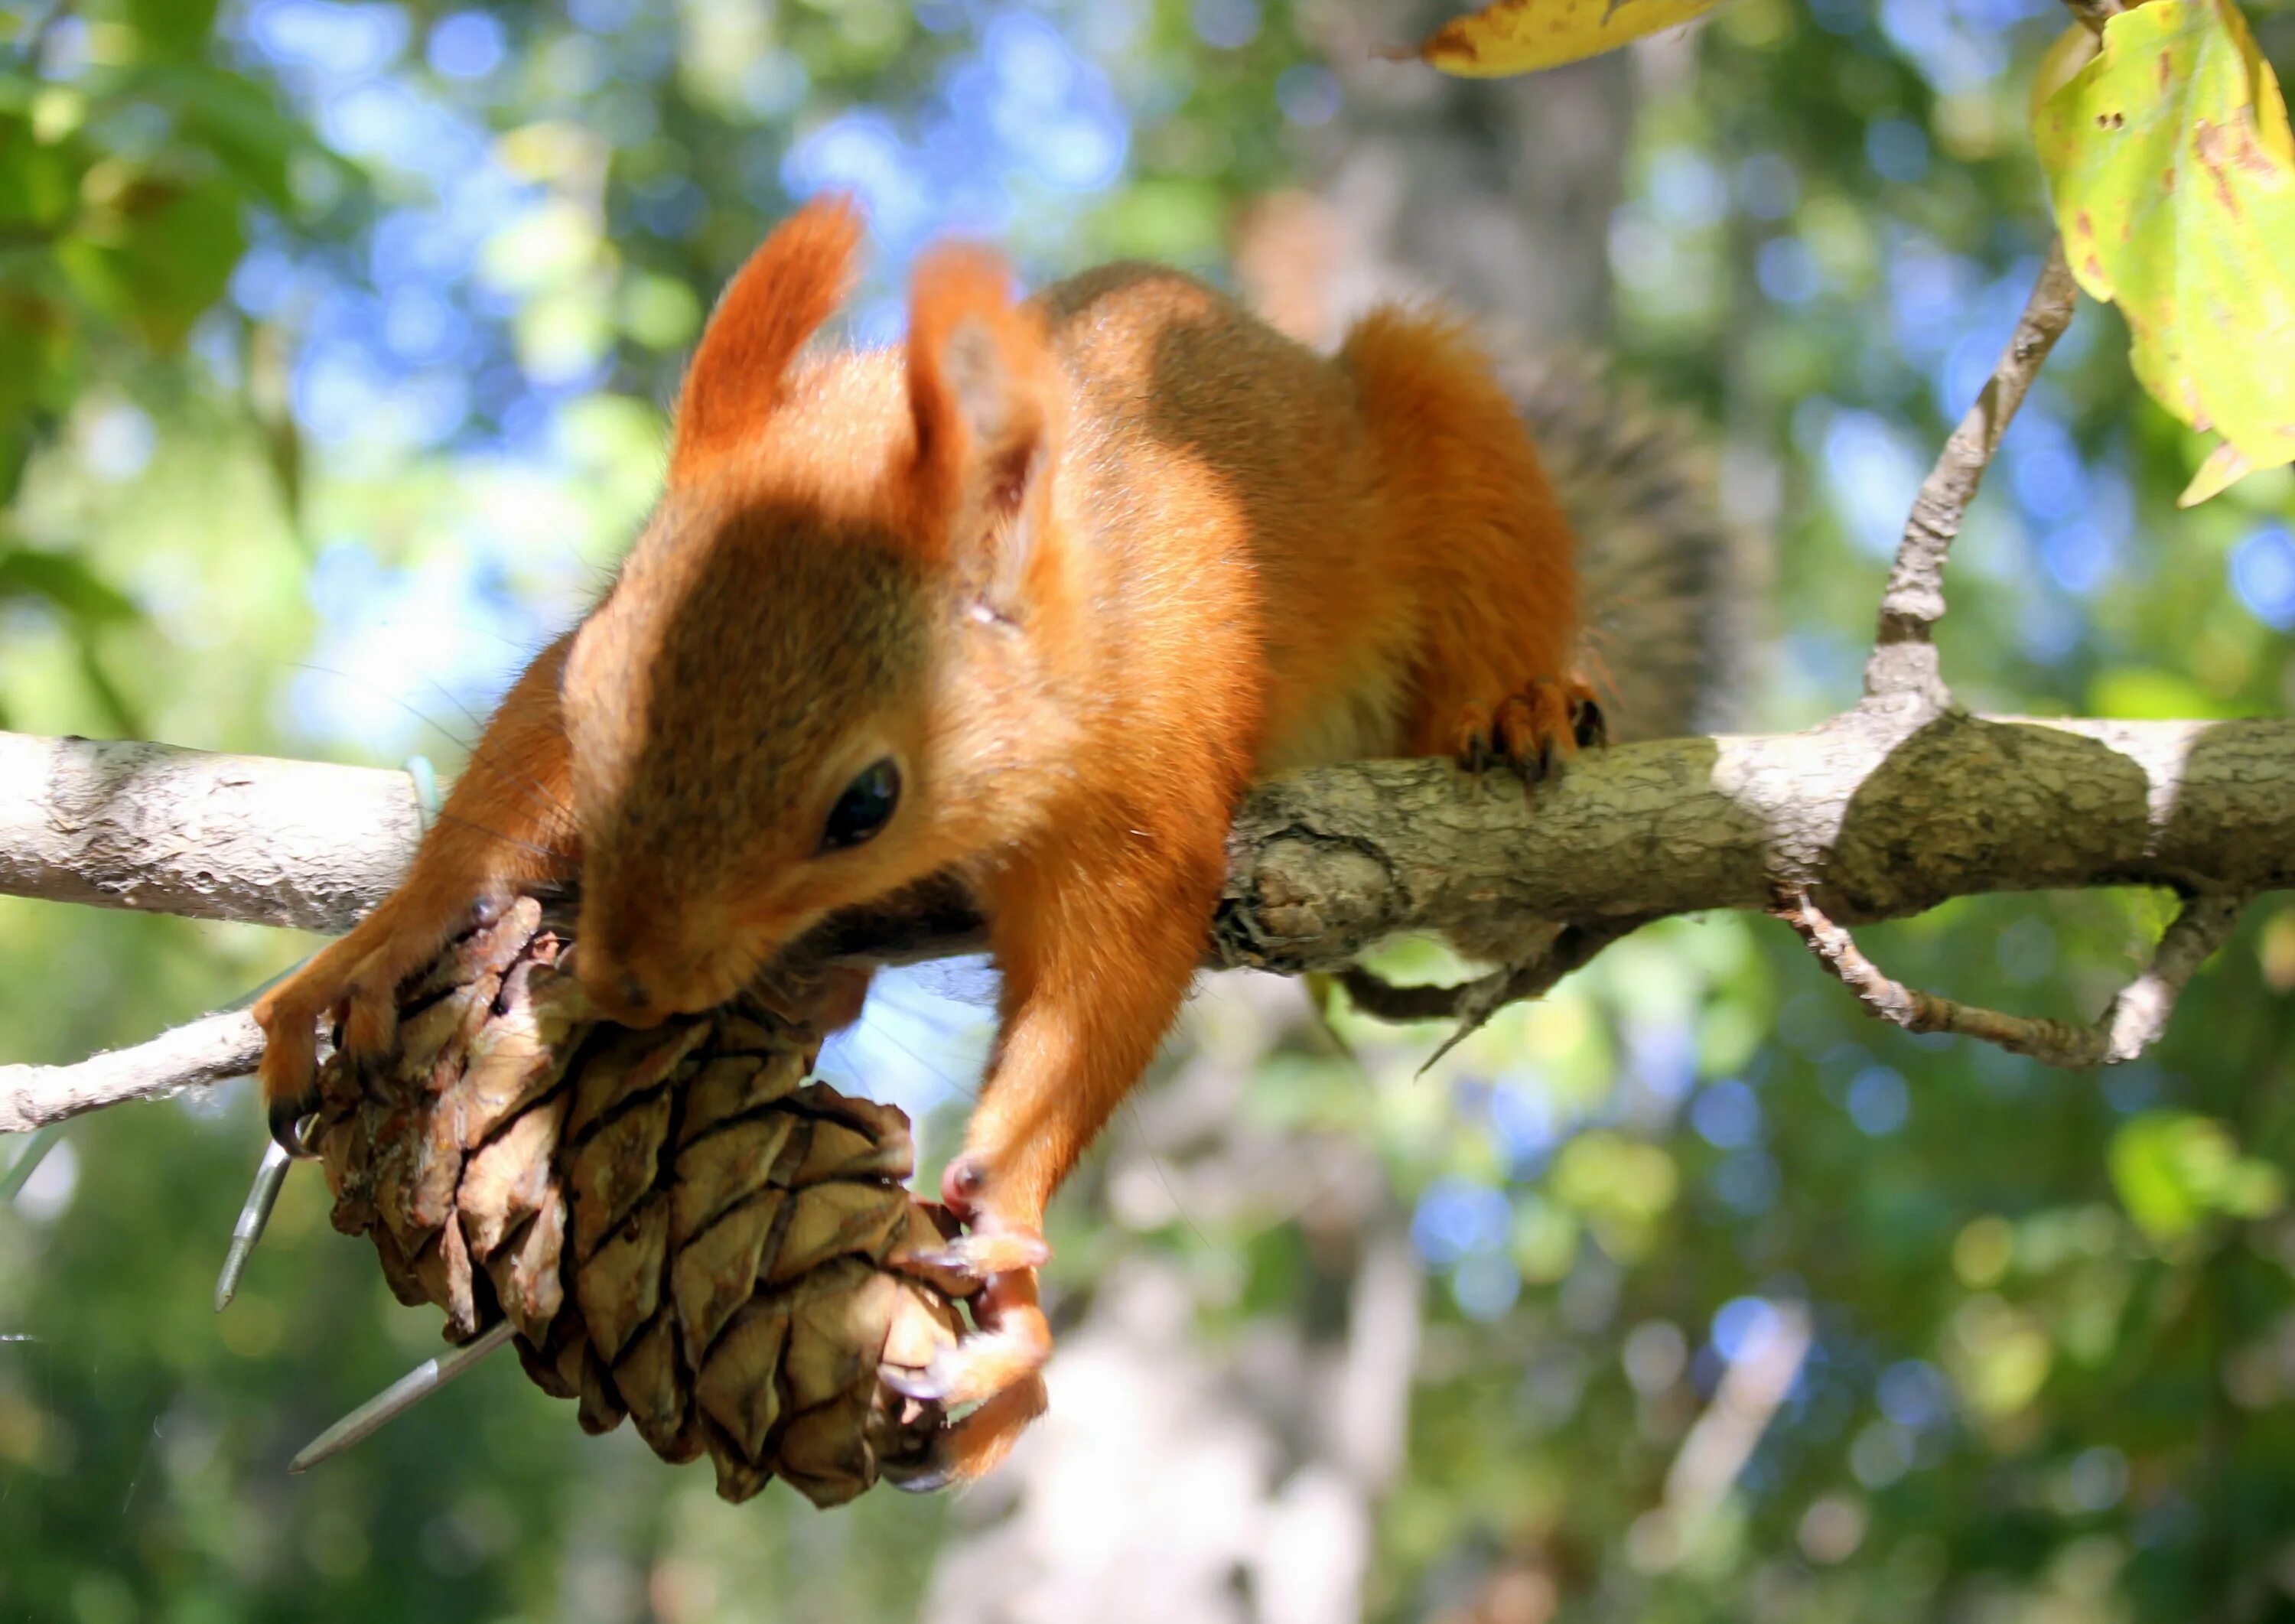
1033;262;1590;775
1229;189;1753;746
1033;262;1407;774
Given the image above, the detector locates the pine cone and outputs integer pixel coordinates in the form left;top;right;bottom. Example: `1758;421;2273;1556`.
310;896;971;1507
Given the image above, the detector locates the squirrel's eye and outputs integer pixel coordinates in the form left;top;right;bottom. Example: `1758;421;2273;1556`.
819;757;900;852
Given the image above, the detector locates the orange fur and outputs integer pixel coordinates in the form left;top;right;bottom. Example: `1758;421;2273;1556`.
672;194;862;474
252;633;580;1145
253;208;1590;1479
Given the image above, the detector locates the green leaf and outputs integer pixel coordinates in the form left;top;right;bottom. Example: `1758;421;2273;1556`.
0;540;150;733
73;635;142;737
126;0;220;60
2088;665;2229;720
135;66;320;213
2109;1111;2286;1243
88;173;246;350
0;546;141;623
0;112;87;233
2033;1;2295;506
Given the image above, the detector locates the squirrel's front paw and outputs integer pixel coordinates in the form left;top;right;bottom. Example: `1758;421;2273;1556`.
881;1226;1053;1487
885;1230;1053;1406
880;1372;1050;1493
252;894;500;1153
1454;675;1605;786
254;952;405;1153
253;979;329;1154
907;1227;1053;1281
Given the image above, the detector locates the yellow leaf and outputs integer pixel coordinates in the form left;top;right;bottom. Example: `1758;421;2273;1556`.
2027;22;2098;127
2033;0;2295;503
2179;439;2251;506
1411;0;1725;79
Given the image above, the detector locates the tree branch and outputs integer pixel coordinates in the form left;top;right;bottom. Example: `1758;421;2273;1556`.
1214;713;2290;971
0;1009;263;1134
0;732;424;932
1864;238;2080;710
0;704;2287;1131
1772;887;2246;1069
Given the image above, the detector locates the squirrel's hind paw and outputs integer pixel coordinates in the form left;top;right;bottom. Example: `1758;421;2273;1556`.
1454;676;1604;787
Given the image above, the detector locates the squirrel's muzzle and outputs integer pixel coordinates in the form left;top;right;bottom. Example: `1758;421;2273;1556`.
574;899;756;1029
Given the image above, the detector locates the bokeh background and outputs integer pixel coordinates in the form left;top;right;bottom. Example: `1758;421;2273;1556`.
4;0;2295;1619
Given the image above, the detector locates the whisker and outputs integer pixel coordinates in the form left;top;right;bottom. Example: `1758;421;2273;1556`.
412;669;494;744
409;669;581;823
1117;1092;1220;1259
284;659;576;825
283;660;476;754
427;807;574;866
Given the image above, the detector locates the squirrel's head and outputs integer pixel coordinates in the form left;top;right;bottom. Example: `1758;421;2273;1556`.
562;197;1067;1026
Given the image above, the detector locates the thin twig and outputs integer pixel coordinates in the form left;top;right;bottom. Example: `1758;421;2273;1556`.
1415;917;1650;1072
1864;237;2079;710
1773;887;2246;1069
0;1008;262;1133
2062;0;2125;33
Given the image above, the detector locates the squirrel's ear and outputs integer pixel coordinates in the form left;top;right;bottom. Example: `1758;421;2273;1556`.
906;243;1056;594
672;194;862;471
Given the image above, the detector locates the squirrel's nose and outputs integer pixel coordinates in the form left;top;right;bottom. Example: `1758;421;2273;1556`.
575;945;667;1027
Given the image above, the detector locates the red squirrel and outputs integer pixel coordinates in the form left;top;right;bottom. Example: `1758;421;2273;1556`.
254;197;1610;1485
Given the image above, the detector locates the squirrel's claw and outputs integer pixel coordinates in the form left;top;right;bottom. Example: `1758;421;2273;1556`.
883;1307;1051;1407
255;984;327;1157
265;1092;319;1157
880;1372;1050;1492
907;1228;1051;1283
1454;676;1604;795
1573;692;1607;750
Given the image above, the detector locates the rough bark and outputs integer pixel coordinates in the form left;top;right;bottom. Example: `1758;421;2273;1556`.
0;1009;262;1134
1216;711;2295;974
0;731;424;933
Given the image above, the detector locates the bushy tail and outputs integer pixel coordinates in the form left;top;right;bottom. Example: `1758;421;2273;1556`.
1494;350;1757;741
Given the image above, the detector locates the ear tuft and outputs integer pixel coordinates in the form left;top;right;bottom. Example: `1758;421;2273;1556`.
907;243;1055;522
674;195;864;470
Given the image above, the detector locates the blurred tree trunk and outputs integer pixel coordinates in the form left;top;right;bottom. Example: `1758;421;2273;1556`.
1258;3;1635;345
